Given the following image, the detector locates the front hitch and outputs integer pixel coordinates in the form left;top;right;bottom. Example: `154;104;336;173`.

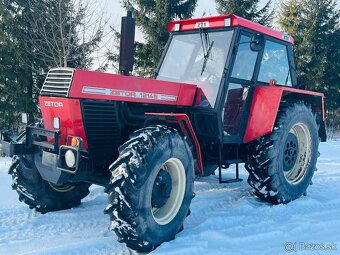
0;126;60;157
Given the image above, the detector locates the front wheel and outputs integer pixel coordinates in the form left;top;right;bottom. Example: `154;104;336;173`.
245;102;319;204
8;155;91;213
104;126;194;252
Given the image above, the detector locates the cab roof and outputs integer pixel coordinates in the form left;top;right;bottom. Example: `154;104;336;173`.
168;14;294;44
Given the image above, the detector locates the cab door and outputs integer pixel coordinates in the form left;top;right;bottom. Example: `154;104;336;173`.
222;32;261;143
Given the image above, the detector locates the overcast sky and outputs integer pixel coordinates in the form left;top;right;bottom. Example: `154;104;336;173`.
105;0;218;41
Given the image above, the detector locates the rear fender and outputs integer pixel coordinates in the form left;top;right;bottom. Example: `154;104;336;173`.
243;86;325;143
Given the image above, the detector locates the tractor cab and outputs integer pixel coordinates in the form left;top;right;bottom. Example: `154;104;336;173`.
157;14;297;143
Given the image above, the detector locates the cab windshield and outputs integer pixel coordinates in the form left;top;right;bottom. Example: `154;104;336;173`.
157;30;234;106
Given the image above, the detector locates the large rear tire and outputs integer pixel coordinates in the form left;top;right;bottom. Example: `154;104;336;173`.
104;126;194;252
8;155;90;213
245;102;319;204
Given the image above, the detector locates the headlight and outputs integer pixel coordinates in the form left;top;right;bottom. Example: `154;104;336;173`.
65;149;76;168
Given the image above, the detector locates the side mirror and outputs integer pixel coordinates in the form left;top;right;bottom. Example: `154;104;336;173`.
250;33;264;52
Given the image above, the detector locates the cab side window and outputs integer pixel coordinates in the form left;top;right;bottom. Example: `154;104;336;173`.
258;41;292;86
231;35;259;81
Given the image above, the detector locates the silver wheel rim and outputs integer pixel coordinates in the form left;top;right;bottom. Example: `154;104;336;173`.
151;158;186;225
284;123;312;185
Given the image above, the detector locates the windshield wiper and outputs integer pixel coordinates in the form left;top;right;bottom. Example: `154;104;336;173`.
201;41;214;75
199;29;214;75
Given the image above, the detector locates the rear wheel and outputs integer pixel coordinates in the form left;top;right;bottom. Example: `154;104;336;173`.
245;102;319;204
104;126;194;252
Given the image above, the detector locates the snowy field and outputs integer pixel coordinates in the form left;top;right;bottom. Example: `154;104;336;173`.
0;141;339;255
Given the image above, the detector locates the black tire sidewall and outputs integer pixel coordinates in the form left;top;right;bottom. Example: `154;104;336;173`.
15;154;90;212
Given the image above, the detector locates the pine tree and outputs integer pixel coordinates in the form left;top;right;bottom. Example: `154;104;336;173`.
215;0;274;26
0;0;105;134
302;0;339;93
278;0;340;111
278;1;305;81
278;0;340;137
0;0;37;134
120;0;197;77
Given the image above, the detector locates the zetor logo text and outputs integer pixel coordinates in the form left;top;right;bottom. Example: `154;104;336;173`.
82;86;178;102
44;101;63;108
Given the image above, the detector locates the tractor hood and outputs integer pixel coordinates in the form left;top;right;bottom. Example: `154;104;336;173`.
40;68;198;106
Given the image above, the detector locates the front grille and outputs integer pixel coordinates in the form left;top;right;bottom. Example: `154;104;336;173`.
40;68;74;97
81;100;123;163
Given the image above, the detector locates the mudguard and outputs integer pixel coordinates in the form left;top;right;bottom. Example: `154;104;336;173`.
244;86;325;143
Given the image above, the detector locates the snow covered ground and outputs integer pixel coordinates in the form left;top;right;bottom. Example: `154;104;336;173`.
0;141;339;255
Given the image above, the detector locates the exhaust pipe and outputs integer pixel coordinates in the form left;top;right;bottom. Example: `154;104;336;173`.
119;11;136;76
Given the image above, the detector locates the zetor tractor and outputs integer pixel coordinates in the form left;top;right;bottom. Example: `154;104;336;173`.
1;13;326;251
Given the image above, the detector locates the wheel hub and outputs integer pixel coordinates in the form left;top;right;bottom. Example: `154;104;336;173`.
151;170;172;208
283;132;299;172
48;182;75;192
151;158;186;225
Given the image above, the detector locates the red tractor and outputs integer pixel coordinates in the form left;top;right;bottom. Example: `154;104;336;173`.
1;13;326;252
